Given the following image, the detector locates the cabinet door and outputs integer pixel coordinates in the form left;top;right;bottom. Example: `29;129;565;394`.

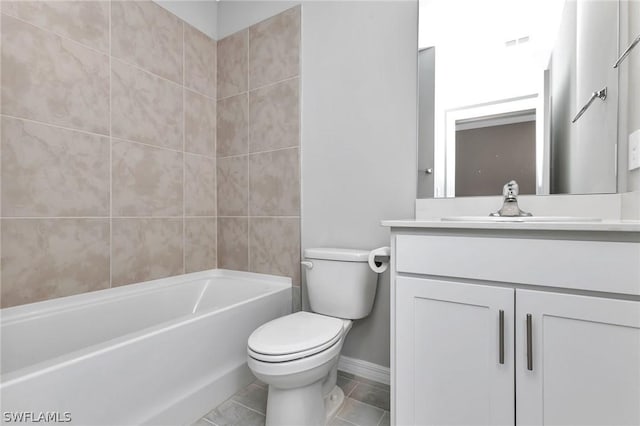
516;290;640;425
396;277;514;426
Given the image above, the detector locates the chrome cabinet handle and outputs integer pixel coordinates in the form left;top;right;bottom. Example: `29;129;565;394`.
499;310;505;365
421;168;433;175
526;314;533;371
572;87;607;123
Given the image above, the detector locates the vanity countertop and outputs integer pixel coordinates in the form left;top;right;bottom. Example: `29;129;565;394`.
381;219;640;232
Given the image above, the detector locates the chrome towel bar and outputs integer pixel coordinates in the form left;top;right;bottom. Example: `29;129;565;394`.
572;87;607;123
613;34;640;68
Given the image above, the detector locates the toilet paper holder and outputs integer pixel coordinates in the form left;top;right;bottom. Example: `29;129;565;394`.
372;254;390;267
368;247;391;273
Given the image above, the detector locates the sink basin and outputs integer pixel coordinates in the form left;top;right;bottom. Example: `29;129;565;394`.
441;216;602;223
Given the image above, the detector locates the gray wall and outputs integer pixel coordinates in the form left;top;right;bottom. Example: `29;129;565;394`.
549;0;576;194
158;0;419;369
301;1;418;368
216;1;297;39
155;0;218;39
620;0;640;192
573;0;618;194
549;0;618;194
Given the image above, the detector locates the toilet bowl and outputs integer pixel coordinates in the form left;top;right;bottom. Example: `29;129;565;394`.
247;248;384;426
248;312;352;426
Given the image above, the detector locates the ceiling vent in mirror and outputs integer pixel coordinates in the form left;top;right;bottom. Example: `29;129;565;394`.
505;36;530;47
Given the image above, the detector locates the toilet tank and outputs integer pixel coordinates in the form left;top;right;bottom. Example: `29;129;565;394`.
303;248;378;320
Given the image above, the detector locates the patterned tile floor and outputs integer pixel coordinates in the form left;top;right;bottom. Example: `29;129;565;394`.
193;371;390;426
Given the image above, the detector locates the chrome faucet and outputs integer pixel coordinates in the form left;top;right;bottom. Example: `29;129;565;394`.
490;180;532;217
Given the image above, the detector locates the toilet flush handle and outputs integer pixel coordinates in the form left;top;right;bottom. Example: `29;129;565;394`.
301;261;313;269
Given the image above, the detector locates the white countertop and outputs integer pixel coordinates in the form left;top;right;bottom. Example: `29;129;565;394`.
381;219;640;232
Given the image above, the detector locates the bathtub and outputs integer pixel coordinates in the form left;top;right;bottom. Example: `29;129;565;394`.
0;269;291;425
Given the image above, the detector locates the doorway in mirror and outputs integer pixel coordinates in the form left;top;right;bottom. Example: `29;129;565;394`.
455;113;536;196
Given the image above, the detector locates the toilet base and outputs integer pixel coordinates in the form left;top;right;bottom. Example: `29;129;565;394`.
325;385;345;422
264;383;345;426
265;379;325;426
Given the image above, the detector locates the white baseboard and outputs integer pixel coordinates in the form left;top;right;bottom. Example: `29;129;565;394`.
338;355;390;385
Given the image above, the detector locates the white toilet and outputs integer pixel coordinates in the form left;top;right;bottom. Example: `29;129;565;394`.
247;248;381;426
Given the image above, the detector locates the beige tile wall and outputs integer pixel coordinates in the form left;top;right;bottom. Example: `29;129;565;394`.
216;6;301;288
0;1;217;308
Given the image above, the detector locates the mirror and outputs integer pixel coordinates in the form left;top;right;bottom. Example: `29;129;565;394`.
417;0;639;198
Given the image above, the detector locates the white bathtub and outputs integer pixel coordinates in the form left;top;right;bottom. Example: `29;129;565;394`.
0;270;291;425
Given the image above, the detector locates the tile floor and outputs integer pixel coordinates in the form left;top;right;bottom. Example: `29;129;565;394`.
193;371;390;426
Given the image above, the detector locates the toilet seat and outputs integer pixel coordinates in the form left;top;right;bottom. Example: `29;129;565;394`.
248;312;345;363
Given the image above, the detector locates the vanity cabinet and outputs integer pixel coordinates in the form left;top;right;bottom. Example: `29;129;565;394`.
395;277;514;425
515;290;640;426
389;227;640;426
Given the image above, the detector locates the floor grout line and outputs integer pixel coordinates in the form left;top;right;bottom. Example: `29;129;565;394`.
346;395;387;413
229;399;266;417
345;383;358;398
339;379;390;414
335;415;360;426
201;376;389;426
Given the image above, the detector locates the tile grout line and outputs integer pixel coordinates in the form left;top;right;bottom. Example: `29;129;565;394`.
246;28;251;274
213;36;219;269
216;74;299;103
113;135;215;159
334;415;360;426
0;113;109;139
110;56;183;93
350;391;390;417
0;113;216;160
346;396;386;425
374;411;385;426
0;11;219;102
0;11;2;290
345;382;357;398
229;399;266;417
1;216;216;220
182;20;186;275
297;6;303;293
0;11;109;56
217;216;301;219
353;377;390;391
184;84;217;103
218;145;300;160
108;0;113;289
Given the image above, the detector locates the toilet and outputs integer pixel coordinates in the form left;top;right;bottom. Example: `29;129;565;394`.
247;248;382;426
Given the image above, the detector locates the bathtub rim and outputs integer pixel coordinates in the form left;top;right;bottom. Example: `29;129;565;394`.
1;269;292;383
1;269;290;323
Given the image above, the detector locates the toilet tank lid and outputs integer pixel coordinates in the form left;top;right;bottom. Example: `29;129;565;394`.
304;248;370;262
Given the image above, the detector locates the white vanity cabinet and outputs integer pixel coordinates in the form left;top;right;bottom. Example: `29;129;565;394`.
515;290;640;426
395;277;515;426
388;224;640;426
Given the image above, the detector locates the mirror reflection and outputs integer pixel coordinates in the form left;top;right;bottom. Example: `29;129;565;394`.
417;0;637;198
